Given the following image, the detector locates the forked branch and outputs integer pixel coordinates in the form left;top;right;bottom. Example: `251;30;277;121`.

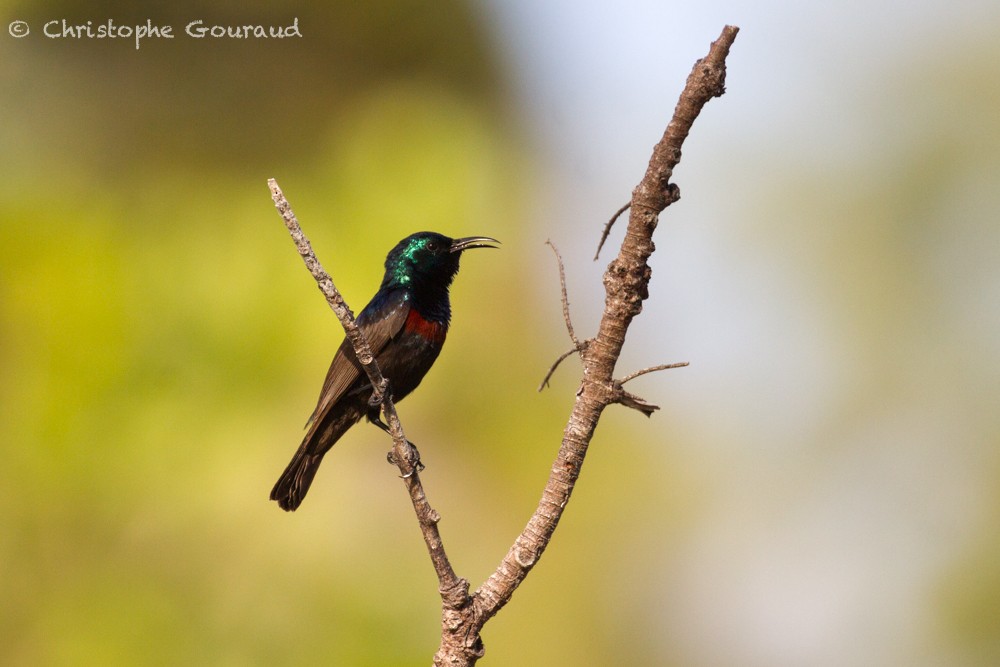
268;22;738;667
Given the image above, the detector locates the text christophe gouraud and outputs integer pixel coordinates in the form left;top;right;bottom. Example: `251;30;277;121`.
7;18;302;49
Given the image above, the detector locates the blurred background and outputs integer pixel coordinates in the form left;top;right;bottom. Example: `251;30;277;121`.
2;1;998;665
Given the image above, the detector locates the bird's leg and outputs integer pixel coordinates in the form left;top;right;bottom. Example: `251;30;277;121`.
370;415;426;475
367;382;425;475
367;378;389;408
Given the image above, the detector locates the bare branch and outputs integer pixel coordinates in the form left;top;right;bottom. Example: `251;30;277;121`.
619;361;689;385
267;179;468;611
594;201;630;260
463;26;739;658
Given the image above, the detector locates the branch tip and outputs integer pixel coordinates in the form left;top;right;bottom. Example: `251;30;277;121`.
538;342;588;392
545;240;580;346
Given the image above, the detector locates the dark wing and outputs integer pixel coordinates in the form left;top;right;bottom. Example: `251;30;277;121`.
301;291;411;441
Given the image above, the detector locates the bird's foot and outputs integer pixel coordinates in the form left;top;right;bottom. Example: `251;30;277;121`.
368;378;391;408
386;442;425;477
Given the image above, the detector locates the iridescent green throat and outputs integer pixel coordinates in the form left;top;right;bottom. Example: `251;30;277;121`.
389;238;431;286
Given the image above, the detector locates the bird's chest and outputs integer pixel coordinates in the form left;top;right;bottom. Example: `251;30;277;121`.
402;308;448;346
373;309;447;398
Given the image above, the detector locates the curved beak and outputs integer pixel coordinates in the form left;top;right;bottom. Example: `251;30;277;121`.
450;236;501;253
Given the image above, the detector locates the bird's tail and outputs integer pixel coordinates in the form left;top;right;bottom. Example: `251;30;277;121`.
271;401;366;511
270;445;325;512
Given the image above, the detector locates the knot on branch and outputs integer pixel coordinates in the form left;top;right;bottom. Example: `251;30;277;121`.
420;507;442;525
435;626;485;666
602;259;651;318
436;606;485;664
439;577;472;611
611;382;660;417
662;182;681;207
514;544;537;569
606;362;689;416
696;58;728;97
655;158;682;195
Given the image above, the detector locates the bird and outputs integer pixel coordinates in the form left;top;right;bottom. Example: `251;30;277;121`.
271;231;500;511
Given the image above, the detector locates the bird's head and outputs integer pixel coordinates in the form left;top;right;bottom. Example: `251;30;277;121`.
382;232;500;290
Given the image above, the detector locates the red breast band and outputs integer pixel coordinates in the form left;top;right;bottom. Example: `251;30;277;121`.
403;309;447;345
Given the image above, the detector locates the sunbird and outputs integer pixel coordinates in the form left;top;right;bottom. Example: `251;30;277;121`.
271;232;499;511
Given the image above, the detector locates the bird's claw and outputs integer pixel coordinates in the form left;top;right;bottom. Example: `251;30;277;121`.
368;378;390;408
401;458;426;479
386;441;424;477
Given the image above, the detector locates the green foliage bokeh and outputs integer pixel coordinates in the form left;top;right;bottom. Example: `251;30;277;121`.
0;3;560;665
5;2;1000;666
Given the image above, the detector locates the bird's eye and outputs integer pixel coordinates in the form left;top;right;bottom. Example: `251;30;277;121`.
426;241;438;251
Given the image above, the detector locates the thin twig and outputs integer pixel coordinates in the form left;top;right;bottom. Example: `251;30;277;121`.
619;361;689;385
538;346;580;392
594;201;630;260
546;240;580;347
538;241;588;392
267;179;468;611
